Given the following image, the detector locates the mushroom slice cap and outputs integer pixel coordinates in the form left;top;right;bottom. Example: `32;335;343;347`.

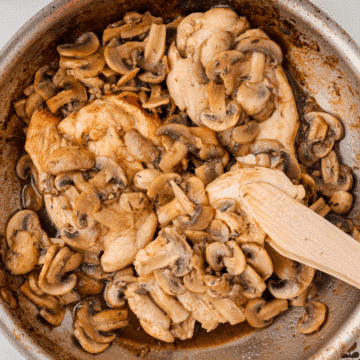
328;191;353;214
6;231;41;275
210;219;230;242
177;205;215;231
223;240;246;275
147;172;182;205
235;36;283;66
280;149;302;183
124;129;160;162
199;99;242;132
268;265;315;299
95;156;128;189
48;146;95;175
155;123;199;153
6;209;41;246
304;112;344;141
134;169;162;191
297;301;326;334
57;32;100;57
183;269;207;294
60;51;106;79
206;242;231;271
16;154;37;181
244;298;288;328
181;176;209;206
104;41;143;74
74;324;110;354
154;268;187;296
205;50;245;84
231;121;260;145
200;31;234;68
241;243;273;280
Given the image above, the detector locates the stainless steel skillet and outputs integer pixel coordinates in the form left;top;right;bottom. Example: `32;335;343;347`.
0;0;360;359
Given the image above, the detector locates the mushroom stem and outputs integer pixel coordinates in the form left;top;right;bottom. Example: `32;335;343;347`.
249;52;266;83
170;180;196;217
144;23;167;68
206;81;227;119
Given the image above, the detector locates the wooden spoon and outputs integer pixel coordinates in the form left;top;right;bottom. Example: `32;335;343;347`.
239;182;360;289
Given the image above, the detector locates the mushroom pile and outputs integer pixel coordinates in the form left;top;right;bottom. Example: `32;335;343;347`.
5;7;357;355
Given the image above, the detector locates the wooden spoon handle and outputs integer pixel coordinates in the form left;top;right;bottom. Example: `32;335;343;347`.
240;182;360;289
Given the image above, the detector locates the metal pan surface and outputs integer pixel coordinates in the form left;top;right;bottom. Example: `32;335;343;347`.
0;0;360;359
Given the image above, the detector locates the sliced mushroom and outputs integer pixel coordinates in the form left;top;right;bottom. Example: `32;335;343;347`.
20;280;65;326
231;121;260;144
142;84;170;109
195;162;224;186
135;227;193;277
159;141;189;173
57;32;100;57
119;12;162;39
307;114;329;142
313;152;353;197
206;242;232;271
176;204;215;231
0;288;18;310
74;299;128;353
183;269;207;294
298;141;319;168
223;240;247;275
46;76;87;114
268;263;315;300
144;23;167;71
14;98;27;120
155;123;200;153
280;149;302;183
76;271;104;296
312;137;335;159
304;112;344;141
210;219;230;242
244;298;288;328
154;268;187;296
238;265;267;299
309;198;331;218
59;50;105;78
236;78;274;117
198;98;242;132
328;191;353;214
147;172;181;205
48;146;95;175
38;245;77;296
104;39;144;74
241;243;273;280
289;283;317;307
34;65;57;100
235;36;283;66
6;209;49;249
181;176;209;205
200;31;234;68
133;169;162;191
124;129;160;162
26;92;45;118
205;50;246;95
105;283;127;308
297;301;326;334
6;230;41;275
